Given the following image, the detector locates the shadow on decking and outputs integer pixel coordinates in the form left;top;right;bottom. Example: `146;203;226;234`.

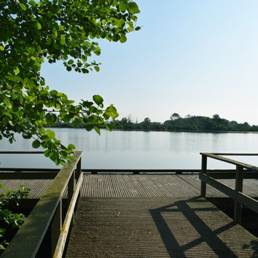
150;196;258;258
209;197;258;238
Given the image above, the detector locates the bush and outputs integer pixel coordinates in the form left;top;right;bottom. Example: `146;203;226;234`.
0;185;30;252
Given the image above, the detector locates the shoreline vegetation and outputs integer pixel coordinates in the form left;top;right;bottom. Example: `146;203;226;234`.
50;113;258;133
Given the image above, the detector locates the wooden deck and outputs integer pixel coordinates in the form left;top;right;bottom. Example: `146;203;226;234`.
1;175;258;257
64;175;258;257
3;174;258;198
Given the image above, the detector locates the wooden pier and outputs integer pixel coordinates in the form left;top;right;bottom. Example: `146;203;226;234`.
65;175;258;258
1;152;258;257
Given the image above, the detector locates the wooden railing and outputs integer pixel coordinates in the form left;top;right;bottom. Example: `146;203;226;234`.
82;168;235;175
1;151;83;258
0;167;239;177
200;152;258;224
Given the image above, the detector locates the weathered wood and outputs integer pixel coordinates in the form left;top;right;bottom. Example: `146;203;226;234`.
201;152;258;170
199;153;258;224
79;174;258;198
200;155;207;197
0;151;44;154
234;165;244;223
66;176;257;258
76;157;81;180
82;169;241;175
3;168;258;180
0;168;59;171
53;173;83;258
83;168;203;173
211;153;258;156
208;171;258;179
68;171;75;203
199;173;258;213
0;171;58;179
235;165;244;193
1;151;82;258
50;201;62;256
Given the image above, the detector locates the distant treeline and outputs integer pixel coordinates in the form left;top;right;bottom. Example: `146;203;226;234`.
52;113;258;132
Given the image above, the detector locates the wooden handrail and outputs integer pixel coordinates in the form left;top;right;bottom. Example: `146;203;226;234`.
53;173;83;258
201;152;258;170
210;153;258;156
199;152;258;224
1;169;253;179
0;151;44;154
200;173;258;213
1;151;82;258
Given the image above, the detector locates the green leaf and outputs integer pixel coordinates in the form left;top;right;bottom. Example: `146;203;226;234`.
94;47;101;56
93;95;103;106
0;45;4;51
14;67;20;75
82;68;89;73
3;98;12;109
46;130;55;139
105;105;119;119
128;2;140;14
60;35;65;45
32;140;41;148
53;29;58;38
35;22;42;30
94;66;100;72
67;144;75;150
94;127;100;134
82;100;93;108
19;3;27;11
120;35;127;43
119;2;127;12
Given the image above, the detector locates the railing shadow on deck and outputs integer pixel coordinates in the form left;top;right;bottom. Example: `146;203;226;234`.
150;196;258;258
243;240;258;257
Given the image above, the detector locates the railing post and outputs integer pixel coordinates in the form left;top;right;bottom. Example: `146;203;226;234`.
234;165;243;224
200;155;207;197
76;157;81;180
50;201;62;256
68;171;75;203
74;157;82;214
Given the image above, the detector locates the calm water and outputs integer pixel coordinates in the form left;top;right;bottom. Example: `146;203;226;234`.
1;129;258;169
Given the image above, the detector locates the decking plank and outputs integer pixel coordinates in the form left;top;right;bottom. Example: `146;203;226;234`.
66;175;258;258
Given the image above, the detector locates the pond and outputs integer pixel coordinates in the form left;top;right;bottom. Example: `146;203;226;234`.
1;129;258;169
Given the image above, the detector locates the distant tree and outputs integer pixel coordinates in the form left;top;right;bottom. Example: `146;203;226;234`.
111;114;255;132
213;114;220;120
143;117;151;123
0;0;140;163
170;113;181;120
140;117;151;130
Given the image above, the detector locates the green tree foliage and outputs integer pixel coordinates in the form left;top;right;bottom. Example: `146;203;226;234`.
170;113;180;120
0;185;30;252
0;0;140;163
108;114;258;132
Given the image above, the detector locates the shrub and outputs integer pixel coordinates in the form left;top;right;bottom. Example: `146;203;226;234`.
0;185;30;252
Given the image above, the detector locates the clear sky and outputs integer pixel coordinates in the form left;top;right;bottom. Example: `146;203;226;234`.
42;0;258;124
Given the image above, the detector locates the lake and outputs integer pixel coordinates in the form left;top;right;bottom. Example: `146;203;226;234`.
1;129;258;169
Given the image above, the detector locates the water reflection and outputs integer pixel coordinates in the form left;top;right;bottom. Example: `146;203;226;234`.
0;129;258;169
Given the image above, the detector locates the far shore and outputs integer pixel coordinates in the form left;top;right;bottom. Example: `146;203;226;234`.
48;126;258;134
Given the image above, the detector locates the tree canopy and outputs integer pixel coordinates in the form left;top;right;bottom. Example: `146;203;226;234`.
0;0;140;163
108;114;257;132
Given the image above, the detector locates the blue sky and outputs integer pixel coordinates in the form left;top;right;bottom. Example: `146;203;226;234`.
42;0;258;124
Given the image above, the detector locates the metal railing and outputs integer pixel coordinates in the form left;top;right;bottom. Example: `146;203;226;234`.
200;152;258;224
1;151;83;258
